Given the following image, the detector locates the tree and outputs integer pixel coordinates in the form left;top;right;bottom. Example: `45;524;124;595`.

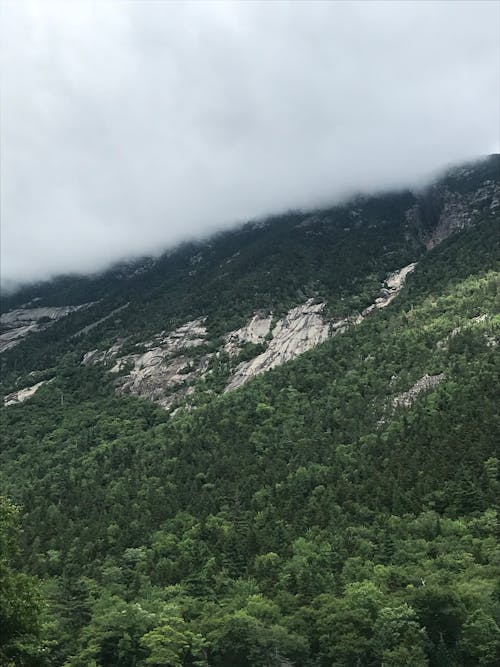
373;604;428;666
0;496;43;666
141;619;207;667
458;610;500;667
315;581;384;665
66;594;155;667
411;586;466;651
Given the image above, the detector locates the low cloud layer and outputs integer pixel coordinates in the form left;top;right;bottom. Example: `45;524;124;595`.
1;0;499;286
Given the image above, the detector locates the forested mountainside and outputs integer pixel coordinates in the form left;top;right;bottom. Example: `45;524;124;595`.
1;155;499;666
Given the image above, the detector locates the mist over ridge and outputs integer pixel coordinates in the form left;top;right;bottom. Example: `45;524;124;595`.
1;1;499;287
3;152;498;297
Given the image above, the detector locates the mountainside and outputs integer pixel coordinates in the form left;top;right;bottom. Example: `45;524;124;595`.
1;155;499;666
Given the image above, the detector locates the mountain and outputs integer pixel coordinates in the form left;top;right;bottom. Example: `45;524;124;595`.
1;155;499;666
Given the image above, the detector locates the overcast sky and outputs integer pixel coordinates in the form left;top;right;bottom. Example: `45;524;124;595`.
1;0;499;287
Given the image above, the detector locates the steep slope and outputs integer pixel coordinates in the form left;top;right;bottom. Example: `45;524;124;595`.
0;155;499;666
1;155;498;409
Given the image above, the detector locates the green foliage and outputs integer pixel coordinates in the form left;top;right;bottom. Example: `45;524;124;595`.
1;159;499;665
0;496;43;666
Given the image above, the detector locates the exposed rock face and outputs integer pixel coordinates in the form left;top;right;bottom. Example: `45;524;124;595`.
426;183;499;249
406;177;500;250
83;320;207;367
92;319;210;409
0;323;41;352
224;314;273;356
0;306;88;326
115;352;210;409
4;379;53;406
226;301;329;391
0;305;92;352
81;264;418;408
226;263;417;392
82;343;124;365
147;319;207;351
362;263;417;316
392;373;446;409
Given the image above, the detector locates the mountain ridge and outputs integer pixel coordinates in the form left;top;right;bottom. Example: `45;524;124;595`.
2;154;498;309
0;154;499;667
1;155;498;409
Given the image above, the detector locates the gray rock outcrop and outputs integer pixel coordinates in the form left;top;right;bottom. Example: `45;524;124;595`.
226;263;417;392
392;373;446;409
80;263;418;408
4;379;53;406
224;314;273;356
0;305;93;352
362;263;417;316
406;176;500;250
99;319;210;408
225;300;330;391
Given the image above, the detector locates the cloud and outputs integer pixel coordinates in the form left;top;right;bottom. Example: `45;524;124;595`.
1;0;499;285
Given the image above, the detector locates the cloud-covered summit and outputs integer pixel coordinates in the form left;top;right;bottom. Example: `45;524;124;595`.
1;0;499;286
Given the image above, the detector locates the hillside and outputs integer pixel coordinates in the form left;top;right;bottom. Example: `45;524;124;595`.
1;155;499;666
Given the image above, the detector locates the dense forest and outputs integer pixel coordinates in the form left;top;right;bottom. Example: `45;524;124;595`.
1;156;499;666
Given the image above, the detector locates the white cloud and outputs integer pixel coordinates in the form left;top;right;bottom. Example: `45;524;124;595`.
1;0;499;285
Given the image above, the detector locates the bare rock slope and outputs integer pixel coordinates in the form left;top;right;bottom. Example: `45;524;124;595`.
4;379;53;406
0;305;92;353
406;175;499;250
76;263;416;410
226;301;329;391
392;373;446;409
90;319;210;409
